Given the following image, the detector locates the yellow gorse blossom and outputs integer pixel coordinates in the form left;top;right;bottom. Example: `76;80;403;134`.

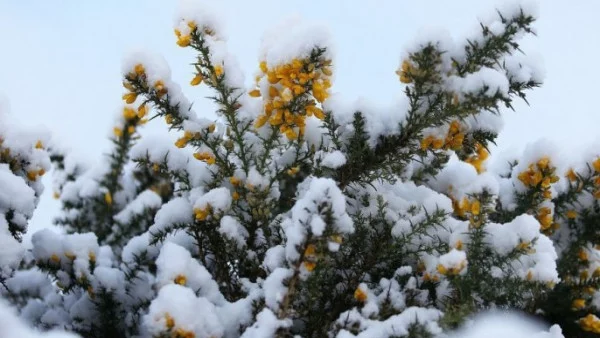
193;152;216;165
194;205;211;221
396;59;415;84
354;287;368;302
104;191;113;205
580;314;600;333
174;274;187;285
516;157;559;232
250;57;332;140
190;73;203;86
420;120;466;153
572;298;586;310
465;143;489;174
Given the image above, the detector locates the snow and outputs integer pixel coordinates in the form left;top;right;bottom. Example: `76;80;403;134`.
0;300;79;338
260;15;333;66
149;197;194;238
155;242;225;305
219;215;249;248
262;268;292;312
485;215;559;283
283;177;353;262
262;245;285;273
92;266;126;293
438;249;467;273
0;164;36;217
321;150;347;169
175;0;226;40
448;67;510;97
130;135;191;171
0;217;25;277
145;284;224;337
336;307;442;338
193;187;232;214
240;309;292;338
114;190;162;224
448;311;563;338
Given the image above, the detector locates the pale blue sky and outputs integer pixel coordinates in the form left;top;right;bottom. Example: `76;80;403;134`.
0;0;598;237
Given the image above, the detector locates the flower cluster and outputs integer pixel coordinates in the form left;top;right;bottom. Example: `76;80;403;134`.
420;120;465;151
251;56;332;140
465;143;489;174
517;157;560;232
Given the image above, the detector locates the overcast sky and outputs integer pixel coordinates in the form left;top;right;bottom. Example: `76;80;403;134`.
0;0;598;238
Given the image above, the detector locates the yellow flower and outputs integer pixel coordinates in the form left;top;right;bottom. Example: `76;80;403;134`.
580;314;600;333
470;200;481;216
104;191;113;205
53;191;60;199
214;65;224;77
123;107;137;120
122;92;138;104
123;80;135;92
396;60;414;83
537;157;550;170
572;298;586;310
354;287;368;302
566;210;578;219
208;124;216;133
248;89;261;97
538;214;553;230
165;114;174;125
578;248;589;261
232;191;240;201
187;21;197;30
594;158;600;172
268;86;280;98
137;104;148;118
50;254;60;263
193;152;215;165
174;137;188;148
287;166;300;176
229;177;241;186
174;274;187;285
436;264;448;275
420;136;434;150
113;127;123;138
454;240;463;250
330;235;343;244
259;61;268;73
89;251;96;263
35;140;43;149
165;314;175;329
254;114;269;129
127;126;136;134
516;241;530;251
177;35;191;47
284;127;298;140
526;270;533;281
303;261;316;272
27;170;38;181
190;74;203;86
565;168;578;182
134;64;145;76
194;206;211;221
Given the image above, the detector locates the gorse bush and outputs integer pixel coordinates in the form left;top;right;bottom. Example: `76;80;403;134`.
1;1;599;337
